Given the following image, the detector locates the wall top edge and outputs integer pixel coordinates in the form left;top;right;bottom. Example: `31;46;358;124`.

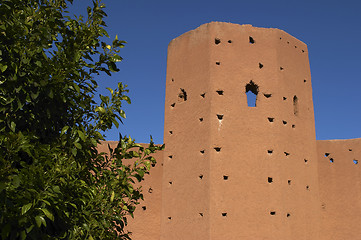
317;137;361;143
168;21;307;47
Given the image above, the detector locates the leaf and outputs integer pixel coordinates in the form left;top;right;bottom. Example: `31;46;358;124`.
110;191;115;202
21;203;32;215
61;126;69;135
41;208;54;221
74;142;82;149
77;130;86;141
35;215;46;227
0;64;7;72
95;106;106;113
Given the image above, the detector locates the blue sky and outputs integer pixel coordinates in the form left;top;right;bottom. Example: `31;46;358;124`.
69;0;361;144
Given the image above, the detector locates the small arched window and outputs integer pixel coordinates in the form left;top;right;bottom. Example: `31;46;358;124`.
245;81;259;107
293;95;298;116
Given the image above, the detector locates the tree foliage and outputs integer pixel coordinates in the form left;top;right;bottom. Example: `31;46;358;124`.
0;0;163;239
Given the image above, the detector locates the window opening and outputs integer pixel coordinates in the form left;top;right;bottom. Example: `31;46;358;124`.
353;160;358;164
245;81;259;107
249;36;255;44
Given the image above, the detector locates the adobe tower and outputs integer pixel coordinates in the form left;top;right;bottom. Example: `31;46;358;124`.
161;22;320;239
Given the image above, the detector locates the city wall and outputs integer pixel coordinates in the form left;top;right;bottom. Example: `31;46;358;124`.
100;22;361;240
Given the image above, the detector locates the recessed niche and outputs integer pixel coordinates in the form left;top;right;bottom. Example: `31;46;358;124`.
142;206;147;211
201;93;206;98
245;80;259;107
217;114;224;120
215;38;221;44
293;96;298;116
353;160;358;164
268;117;274;123
223;175;229;180
214;147;221;152
268;150;273;155
216;62;221;65
199;118;204;122
268;177;273;183
280;67;284;71
171;103;175;108
259;63;264;69
216;90;224;95
199;174;204;180
288;180;291;185
284;152;290;156
264;93;272;98
249;36;255;44
148;187;153;193
222;212;227;217
228;40;232;43
178;88;187;102
200;150;205;154
282;120;287;125
270;211;276;216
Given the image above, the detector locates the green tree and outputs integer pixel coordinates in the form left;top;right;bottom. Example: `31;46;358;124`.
0;0;163;239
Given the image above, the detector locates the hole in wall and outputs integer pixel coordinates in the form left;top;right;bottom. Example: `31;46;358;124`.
287;41;290;44
199;174;204;180
169;181;173;185
168;216;172;220
201;93;206;98
223;175;229;180
199;118;204;122
264;93;272;98
283;97;287;100
302;50;305;53
169;131;173;135
293;95;298;116
288;180;291;185
306;185;310;190
268;117;274;123
304;79;307;83
142;206;147;211
284;152;290;156
199;213;204;217
249;36;255;44
216;62;221;65
228;40;232;43
171;103;175;108
148;187;153;193
330;158;334;163
214;147;221;152
216;90;224;95
245;80;259;107
151;163;156;167
280;67;284;71
168;155;173;159
349;149;353;151
268;177;273;183
354;160;358;164
324;153;330;157
217;114;224;120
287;213;291;217
270;211;276;215
200;150;205;154
294;46;297;48
304;159;308;164
280;37;282;40
215;38;221;44
178;88;187;102
268;150;273;155
282;120;287;125
292;124;295;129
171;78;174;82
222;212;227;217
259;63;264;69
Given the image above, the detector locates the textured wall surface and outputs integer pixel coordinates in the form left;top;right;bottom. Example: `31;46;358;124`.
317;139;361;240
99;22;360;240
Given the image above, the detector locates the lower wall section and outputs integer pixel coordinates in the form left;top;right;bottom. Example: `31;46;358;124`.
317;138;361;240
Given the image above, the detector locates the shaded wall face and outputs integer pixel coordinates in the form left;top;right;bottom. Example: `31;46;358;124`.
317;139;361;240
161;22;321;240
97;141;163;240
